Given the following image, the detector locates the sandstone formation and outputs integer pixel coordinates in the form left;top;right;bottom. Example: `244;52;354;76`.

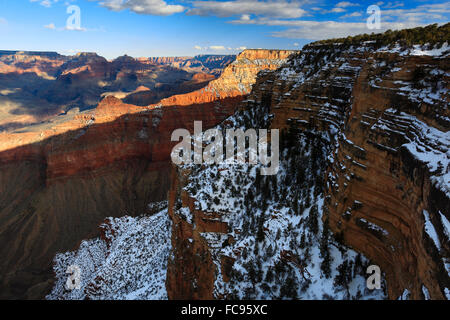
154;49;294;108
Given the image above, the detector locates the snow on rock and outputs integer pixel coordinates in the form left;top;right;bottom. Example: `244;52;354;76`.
422;285;431;300
423;210;441;251
358;218;389;237
410;42;450;57
398;289;411;300
376;42;450;57
47;209;171;300
400;114;450;198
440;211;450;239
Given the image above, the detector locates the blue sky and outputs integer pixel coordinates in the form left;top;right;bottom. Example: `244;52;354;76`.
0;0;449;59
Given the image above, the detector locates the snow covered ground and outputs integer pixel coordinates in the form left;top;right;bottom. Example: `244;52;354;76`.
376;42;450;57
47;207;171;300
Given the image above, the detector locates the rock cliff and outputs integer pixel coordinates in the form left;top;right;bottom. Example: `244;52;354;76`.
165;36;449;299
267;41;449;299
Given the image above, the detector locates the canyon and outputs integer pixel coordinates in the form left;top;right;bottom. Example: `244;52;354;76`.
1;25;449;301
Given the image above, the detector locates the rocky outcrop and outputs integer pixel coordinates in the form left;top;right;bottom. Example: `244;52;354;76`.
0;94;236;299
154;49;295;107
166;167;216;299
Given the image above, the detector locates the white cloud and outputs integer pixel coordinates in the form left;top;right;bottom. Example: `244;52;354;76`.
187;0;308;19
44;23;56;29
195;45;248;52
91;0;185;16
30;0;59;7
42;23;89;32
230;2;450;40
380;2;450;23
322;1;359;14
232;18;427;40
209;45;226;50
330;7;346;13
270;21;420;40
40;0;52;7
335;2;359;8
340;11;362;19
382;2;404;9
240;14;251;21
65;25;87;31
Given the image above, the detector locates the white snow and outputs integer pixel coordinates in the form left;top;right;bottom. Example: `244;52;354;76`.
423;210;441;251
358;218;389;237
422;285;431;300
377;42;450;57
47;209;171;300
410;42;450;57
439;211;450;238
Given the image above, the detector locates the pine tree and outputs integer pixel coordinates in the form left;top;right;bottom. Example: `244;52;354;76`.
256;212;265;242
280;274;298;299
308;204;319;235
320;216;332;278
334;260;352;291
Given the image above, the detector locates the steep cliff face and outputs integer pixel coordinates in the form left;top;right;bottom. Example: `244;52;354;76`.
166;41;449;299
0;96;233;299
267;42;449;299
0;49;292;299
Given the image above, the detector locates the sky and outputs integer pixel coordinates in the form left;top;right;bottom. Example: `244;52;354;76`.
0;0;449;59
